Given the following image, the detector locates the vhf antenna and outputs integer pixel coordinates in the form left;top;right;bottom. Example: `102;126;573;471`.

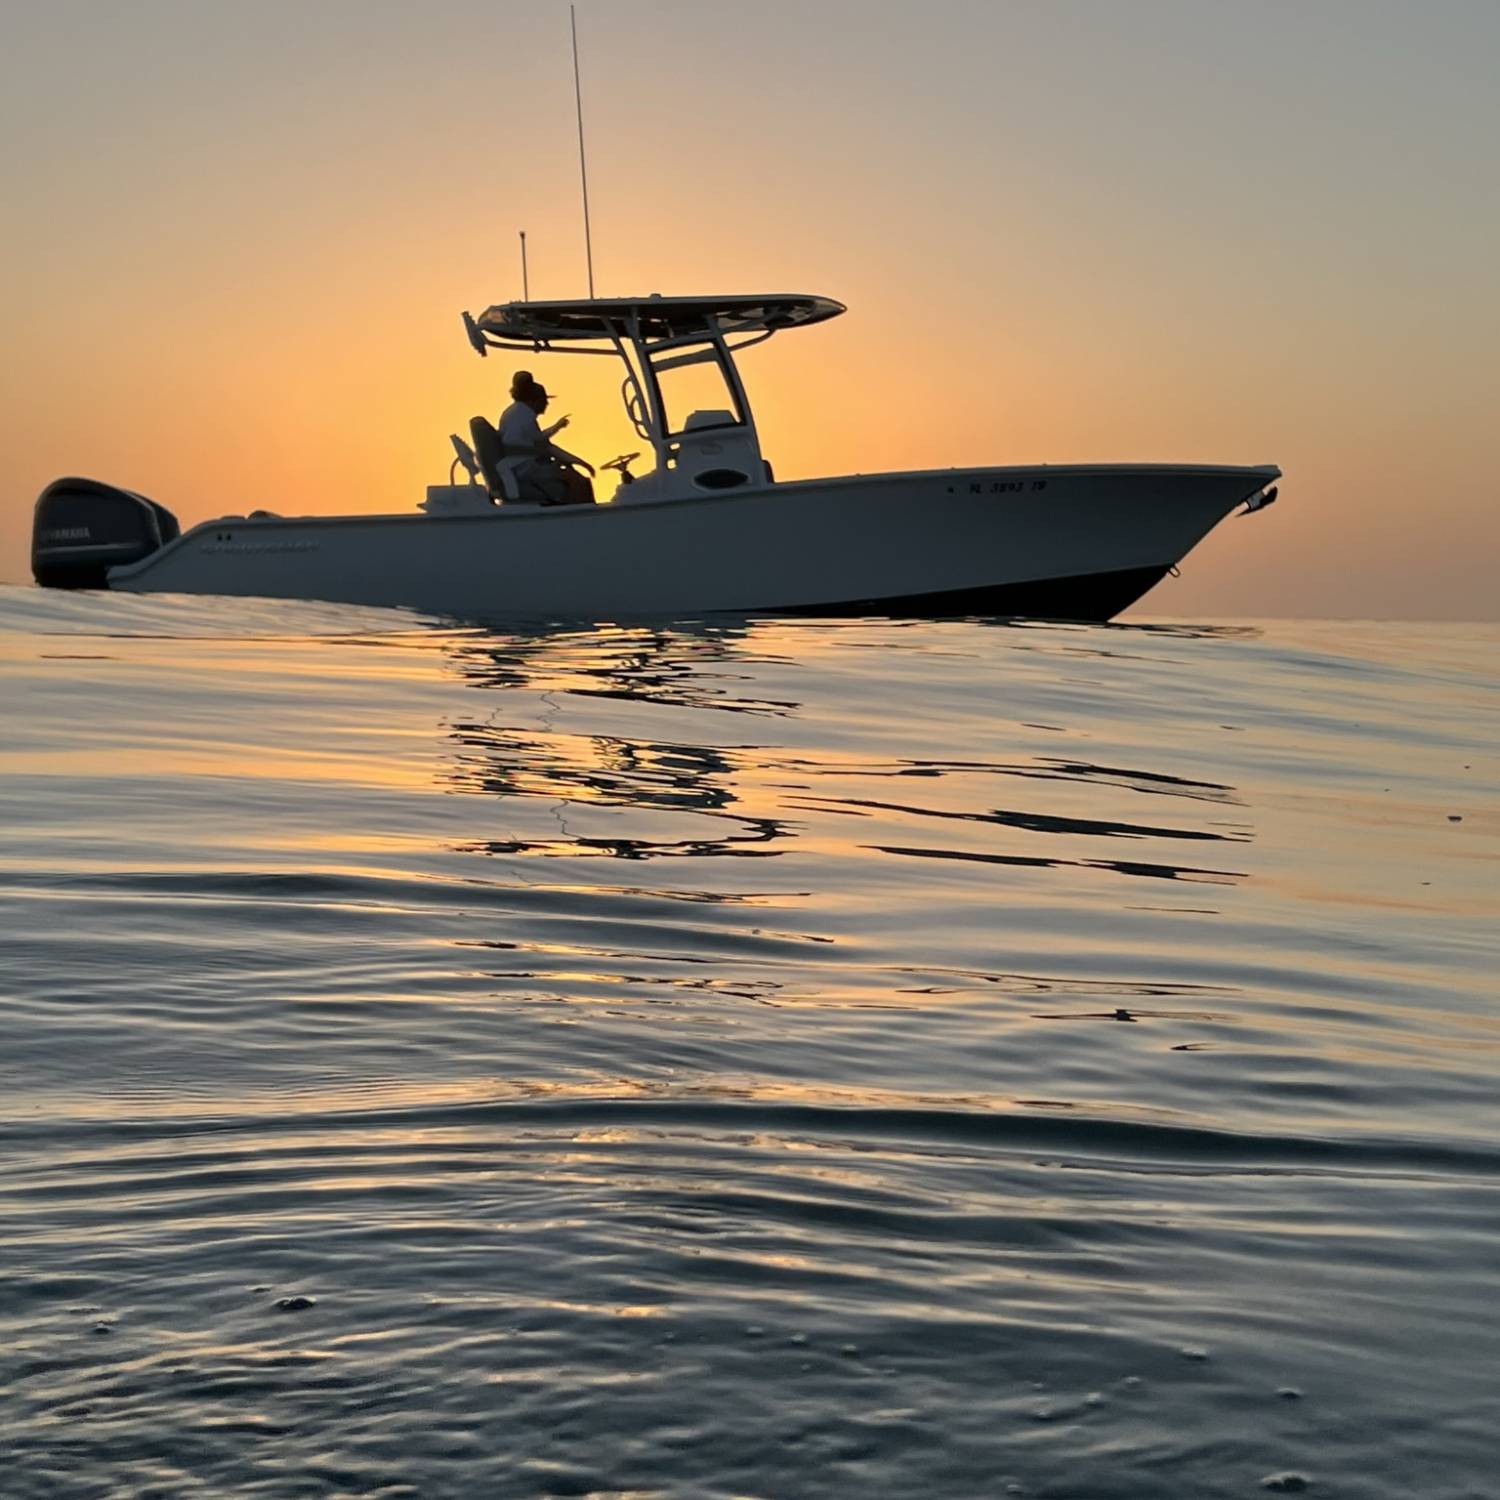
570;4;595;296
519;230;529;301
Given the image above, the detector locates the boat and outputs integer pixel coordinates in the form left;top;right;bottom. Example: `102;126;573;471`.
29;293;1279;620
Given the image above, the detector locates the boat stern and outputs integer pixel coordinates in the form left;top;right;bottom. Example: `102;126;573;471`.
31;478;181;590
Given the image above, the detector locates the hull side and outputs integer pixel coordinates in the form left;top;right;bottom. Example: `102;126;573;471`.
104;464;1275;620
776;564;1171;621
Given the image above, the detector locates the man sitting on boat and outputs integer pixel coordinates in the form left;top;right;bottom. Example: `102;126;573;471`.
471;372;595;505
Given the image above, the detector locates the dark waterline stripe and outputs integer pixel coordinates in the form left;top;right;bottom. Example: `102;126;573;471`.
7;1097;1499;1182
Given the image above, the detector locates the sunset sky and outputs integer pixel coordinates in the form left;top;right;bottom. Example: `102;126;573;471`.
3;0;1496;619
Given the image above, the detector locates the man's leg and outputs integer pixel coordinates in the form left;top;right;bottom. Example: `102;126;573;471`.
561;469;595;505
527;466;571;505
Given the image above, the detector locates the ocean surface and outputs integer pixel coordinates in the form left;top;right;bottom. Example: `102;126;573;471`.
1;584;1496;1500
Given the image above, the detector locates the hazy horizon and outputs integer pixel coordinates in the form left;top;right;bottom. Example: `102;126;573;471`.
3;0;1497;620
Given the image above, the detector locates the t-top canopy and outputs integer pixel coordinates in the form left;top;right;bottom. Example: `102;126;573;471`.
470;293;846;347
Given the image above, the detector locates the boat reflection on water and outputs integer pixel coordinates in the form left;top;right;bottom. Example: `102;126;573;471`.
431;617;1254;887
439;618;800;716
438;621;793;862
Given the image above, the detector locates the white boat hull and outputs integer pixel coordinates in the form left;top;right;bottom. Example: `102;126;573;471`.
97;463;1275;620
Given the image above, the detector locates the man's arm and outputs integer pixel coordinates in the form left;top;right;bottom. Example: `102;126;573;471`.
545;439;594;475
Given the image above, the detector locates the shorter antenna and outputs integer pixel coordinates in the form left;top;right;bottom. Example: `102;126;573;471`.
570;4;595;297
519;230;529;301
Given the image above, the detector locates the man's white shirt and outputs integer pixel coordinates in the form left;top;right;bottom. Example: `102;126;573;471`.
498;400;543;454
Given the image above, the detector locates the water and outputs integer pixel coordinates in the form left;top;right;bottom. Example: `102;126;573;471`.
2;585;1496;1499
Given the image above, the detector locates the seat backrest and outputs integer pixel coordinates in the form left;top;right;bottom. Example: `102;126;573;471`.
467;417;525;501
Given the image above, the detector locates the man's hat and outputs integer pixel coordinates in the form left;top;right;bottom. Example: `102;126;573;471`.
514;371;553;403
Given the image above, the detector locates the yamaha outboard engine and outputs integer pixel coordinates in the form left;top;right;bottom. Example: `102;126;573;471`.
31;477;180;589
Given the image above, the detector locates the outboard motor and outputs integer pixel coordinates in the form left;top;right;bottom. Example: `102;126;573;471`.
31;477;180;589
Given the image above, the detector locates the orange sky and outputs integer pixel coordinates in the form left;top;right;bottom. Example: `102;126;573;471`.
2;1;1496;618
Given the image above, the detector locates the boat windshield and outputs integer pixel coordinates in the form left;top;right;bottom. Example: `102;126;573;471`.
648;343;745;435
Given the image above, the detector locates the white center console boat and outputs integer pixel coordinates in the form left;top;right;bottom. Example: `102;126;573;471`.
30;293;1278;620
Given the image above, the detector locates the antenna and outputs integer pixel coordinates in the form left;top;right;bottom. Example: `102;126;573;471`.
570;4;595;296
519;230;529;301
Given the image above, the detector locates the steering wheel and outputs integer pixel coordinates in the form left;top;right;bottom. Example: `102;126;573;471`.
602;453;640;472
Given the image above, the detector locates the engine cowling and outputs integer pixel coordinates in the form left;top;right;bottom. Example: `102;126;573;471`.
31;478;180;589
